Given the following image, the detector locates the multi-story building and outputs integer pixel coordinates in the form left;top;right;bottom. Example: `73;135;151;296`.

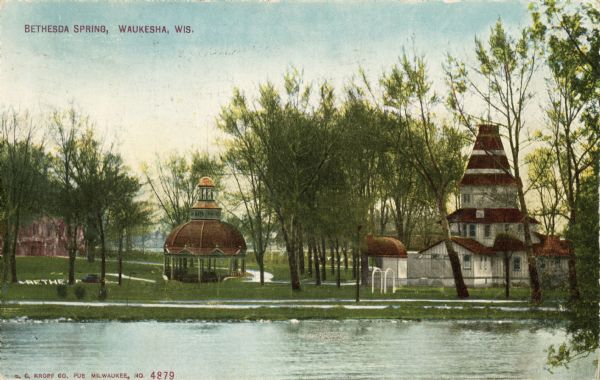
410;124;571;287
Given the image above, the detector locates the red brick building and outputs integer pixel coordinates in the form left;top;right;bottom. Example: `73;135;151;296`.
0;217;85;257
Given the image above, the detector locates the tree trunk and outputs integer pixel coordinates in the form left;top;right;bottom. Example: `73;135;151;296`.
307;236;313;276
515;178;542;303
320;236;326;281
566;214;581;302
313;236;321;285
10;212;20;283
343;240;348;270
298;229;305;276
258;255;265;285
2;224;12;285
336;239;341;288
98;214;107;286
281;220;300;291
360;252;369;286
438;198;469;298
504;253;510;299
329;239;335;275
118;230;124;286
67;222;76;285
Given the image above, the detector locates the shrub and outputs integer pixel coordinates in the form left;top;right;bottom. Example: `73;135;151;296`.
98;286;108;301
74;285;86;300
56;284;68;299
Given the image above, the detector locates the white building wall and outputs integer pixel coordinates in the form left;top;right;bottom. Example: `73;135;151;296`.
460;185;518;208
410;242;533;287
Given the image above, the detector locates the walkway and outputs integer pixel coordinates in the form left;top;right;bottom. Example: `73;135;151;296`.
5;300;558;312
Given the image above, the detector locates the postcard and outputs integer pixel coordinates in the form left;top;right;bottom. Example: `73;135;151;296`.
1;1;598;379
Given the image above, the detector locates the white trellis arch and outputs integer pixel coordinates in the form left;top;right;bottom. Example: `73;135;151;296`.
383;268;396;294
371;267;383;294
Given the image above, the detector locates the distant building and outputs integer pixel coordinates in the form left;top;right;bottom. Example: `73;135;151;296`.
0;217;84;257
163;176;247;282
412;124;571;287
364;234;408;289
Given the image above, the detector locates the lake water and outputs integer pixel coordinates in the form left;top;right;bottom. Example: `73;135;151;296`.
0;319;596;379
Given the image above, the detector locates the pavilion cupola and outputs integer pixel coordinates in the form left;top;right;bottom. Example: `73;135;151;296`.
190;176;222;220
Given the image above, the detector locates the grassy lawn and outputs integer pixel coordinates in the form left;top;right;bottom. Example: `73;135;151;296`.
0;256;568;321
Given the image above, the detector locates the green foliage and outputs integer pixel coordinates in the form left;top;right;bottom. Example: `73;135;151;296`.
74;285;86;300
547;168;599;368
98;286;108;301
56;284;68;299
143;151;223;229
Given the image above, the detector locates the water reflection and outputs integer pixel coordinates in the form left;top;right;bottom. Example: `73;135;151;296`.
0;319;595;379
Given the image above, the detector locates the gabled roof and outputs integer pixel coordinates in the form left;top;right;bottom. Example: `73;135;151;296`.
419;237;495;256
451;237;496;255
534;235;572;257
447;208;539;225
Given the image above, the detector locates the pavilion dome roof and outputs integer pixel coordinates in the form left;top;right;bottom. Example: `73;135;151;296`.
364;235;407;258
199;176;216;187
164;219;246;256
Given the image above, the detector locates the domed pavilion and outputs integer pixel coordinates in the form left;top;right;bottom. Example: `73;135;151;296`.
163;176;247;282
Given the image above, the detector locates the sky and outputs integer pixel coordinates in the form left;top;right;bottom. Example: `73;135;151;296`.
0;0;533;171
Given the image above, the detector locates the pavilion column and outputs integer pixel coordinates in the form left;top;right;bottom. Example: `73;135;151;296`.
163;255;166;276
242;257;246;273
198;257;201;283
170;256;174;280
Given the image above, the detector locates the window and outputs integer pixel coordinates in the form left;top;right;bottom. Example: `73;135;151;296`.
462;194;471;205
504;224;510;233
483;256;487;270
463;254;471;270
462;224;468;237
469;224;476;237
513;256;522;272
518;224;523;233
484;225;491;238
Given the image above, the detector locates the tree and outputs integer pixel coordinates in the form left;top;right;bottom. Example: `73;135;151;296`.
220;142;275;286
525;147;566;236
143;152;223;229
382;53;470;298
1;110;50;284
109;175;151;285
446;21;544;303
530;0;600;368
71;129;125;287
219;71;336;291
547;166;599;368
49;109;87;285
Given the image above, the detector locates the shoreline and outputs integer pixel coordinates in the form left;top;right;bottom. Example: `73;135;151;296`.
1;301;566;322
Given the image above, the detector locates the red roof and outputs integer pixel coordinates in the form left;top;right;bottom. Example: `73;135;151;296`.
164;220;246;256
466;155;510;170
533;235;572;257
364;235;407;258
447;208;539;224
419;237;495;256
199;176;215;187
451;237;496;255
460;125;517;187
493;234;525;252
